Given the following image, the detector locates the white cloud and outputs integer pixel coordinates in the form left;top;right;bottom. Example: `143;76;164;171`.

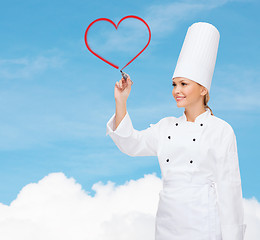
0;55;65;79
87;0;218;56
143;0;229;37
0;86;106;150
211;65;260;111
0;172;162;240
0;172;258;240
143;0;255;39
85;0;249;60
243;197;260;239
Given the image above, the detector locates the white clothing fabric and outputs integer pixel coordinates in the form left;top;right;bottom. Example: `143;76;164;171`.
106;108;247;240
172;22;220;93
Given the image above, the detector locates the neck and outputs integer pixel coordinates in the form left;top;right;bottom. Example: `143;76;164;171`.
184;107;206;122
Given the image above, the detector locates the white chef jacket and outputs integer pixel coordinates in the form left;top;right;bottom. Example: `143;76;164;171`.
106;108;247;240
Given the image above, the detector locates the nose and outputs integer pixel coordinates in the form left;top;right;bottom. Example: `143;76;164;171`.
173;85;181;94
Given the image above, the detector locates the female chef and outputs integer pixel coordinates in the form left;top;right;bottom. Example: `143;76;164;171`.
106;22;247;240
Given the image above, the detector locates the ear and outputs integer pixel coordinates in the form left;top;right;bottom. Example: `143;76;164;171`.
200;87;208;96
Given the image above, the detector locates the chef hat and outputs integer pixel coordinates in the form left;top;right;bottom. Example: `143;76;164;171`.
172;22;220;93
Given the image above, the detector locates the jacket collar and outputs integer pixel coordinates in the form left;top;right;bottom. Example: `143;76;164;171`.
179;108;211;123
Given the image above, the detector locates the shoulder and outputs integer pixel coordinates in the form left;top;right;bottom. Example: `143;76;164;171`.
209;114;235;137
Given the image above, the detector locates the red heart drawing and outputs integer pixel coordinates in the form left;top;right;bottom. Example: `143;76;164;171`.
84;15;151;70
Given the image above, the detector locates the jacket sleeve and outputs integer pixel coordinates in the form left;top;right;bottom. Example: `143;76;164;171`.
216;127;247;240
106;111;162;156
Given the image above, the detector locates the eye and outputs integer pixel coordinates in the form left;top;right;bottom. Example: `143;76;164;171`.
172;83;186;86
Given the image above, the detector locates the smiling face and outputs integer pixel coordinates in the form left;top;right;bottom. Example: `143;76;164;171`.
172;77;208;109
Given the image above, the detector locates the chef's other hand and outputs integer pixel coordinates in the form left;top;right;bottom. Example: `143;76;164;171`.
114;76;132;103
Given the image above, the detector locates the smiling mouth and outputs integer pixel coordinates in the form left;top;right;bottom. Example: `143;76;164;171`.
176;97;185;101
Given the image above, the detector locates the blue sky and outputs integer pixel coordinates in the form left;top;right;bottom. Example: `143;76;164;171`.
0;0;259;206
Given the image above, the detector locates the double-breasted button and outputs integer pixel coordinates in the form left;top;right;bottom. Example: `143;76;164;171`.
193;138;196;141
200;123;203;126
175;123;178;126
166;159;169;162
190;160;193;163
168;136;171;139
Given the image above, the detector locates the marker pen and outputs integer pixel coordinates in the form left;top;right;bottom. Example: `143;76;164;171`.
120;70;133;85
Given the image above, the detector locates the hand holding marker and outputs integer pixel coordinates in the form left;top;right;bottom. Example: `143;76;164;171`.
114;70;133;102
119;70;133;91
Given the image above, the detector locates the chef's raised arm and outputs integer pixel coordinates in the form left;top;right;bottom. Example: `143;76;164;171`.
216;126;247;240
106;111;162;157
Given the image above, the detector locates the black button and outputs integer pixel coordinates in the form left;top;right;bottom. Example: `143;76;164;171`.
190;160;193;163
175;123;178;126
200;123;203;126
166;159;169;162
168;136;171;139
193;138;196;141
